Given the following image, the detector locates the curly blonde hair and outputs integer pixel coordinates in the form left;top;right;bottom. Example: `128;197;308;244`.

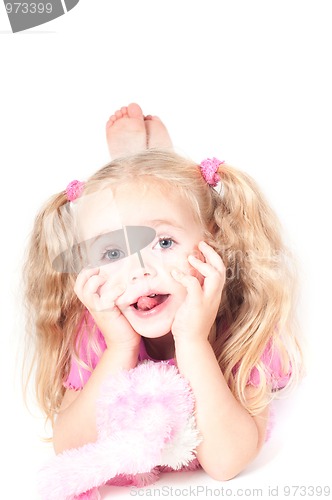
23;149;303;423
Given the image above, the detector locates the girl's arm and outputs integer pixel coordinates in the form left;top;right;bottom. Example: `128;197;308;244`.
53;267;141;453
175;338;269;481
172;241;269;480
53;344;139;453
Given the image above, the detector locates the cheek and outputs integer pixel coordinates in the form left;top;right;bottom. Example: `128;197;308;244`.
172;282;189;305
188;249;205;285
189;267;204;286
167;251;204;286
190;267;204;284
99;262;127;286
157;248;205;284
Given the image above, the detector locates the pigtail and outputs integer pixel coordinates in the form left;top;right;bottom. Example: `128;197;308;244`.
210;164;302;414
23;192;83;422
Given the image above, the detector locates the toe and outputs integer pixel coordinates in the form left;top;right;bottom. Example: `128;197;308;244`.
106;115;116;127
127;103;144;120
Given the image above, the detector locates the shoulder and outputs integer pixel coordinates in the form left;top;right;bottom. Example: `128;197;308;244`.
248;339;292;390
63;312;107;391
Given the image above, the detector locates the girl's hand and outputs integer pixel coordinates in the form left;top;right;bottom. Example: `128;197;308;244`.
171;241;225;343
74;267;141;351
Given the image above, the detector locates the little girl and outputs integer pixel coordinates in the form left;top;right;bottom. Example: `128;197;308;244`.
24;104;302;482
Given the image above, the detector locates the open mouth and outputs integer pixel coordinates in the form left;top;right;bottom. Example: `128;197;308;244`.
131;294;170;312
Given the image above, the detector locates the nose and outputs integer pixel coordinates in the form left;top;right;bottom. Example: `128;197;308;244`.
131;269;152;281
129;251;157;282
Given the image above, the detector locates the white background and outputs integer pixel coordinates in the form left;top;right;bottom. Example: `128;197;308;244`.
0;1;331;499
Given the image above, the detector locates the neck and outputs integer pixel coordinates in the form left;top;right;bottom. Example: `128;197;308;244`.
143;332;175;360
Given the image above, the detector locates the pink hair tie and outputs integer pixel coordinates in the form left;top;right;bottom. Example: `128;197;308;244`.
200;157;224;187
65;180;85;201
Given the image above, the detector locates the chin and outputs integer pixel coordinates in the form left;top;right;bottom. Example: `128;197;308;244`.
123;313;173;339
132;323;172;339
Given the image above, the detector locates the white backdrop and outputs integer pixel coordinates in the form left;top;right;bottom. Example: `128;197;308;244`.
0;1;331;499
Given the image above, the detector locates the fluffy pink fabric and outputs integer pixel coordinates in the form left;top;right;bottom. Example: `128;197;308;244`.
38;361;201;500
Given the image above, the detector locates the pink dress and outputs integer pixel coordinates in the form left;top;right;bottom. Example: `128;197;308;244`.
64;314;291;392
64;325;175;391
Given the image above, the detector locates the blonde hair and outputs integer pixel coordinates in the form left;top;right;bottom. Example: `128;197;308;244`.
23;149;303;423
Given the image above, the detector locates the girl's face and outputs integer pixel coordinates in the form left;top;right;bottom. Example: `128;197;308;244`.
77;182;205;338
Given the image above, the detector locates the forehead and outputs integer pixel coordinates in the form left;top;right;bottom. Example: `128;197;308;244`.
76;181;199;239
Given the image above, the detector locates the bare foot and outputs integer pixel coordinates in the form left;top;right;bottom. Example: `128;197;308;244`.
106;103;147;159
144;115;173;149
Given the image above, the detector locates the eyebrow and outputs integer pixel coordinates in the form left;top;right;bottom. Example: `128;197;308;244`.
147;219;186;231
87;229;125;247
85;219;186;247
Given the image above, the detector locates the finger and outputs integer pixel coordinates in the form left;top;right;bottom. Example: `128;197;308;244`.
171;269;202;305
83;274;107;297
188;252;225;281
187;254;225;297
187;254;212;277
99;281;126;304
74;266;100;295
198;241;225;273
91;286;126;314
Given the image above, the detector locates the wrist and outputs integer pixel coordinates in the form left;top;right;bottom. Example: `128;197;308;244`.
174;336;211;354
102;343;140;371
173;331;211;346
106;339;140;356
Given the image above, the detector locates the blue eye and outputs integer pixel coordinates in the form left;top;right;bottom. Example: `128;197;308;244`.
103;249;125;261
158;238;174;249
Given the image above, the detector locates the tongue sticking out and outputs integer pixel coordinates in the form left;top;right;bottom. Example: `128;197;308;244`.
136;294;168;311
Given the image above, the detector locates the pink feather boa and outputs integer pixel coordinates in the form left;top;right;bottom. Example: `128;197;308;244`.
38;361;201;500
